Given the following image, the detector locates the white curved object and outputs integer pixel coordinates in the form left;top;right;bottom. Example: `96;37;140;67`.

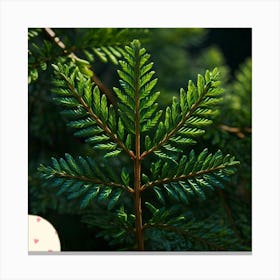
28;215;61;252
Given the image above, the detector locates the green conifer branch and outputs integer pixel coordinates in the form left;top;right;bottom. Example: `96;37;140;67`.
50;171;133;193
141;164;234;191
44;28;117;105
142;149;239;204
141;72;221;160
55;68;135;159
143;223;225;250
141;101;200;159
35;37;243;251
132;40;145;250
38;154;134;210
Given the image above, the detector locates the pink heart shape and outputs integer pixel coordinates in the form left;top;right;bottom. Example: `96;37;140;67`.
48;249;53;252
36;217;41;222
34;239;39;244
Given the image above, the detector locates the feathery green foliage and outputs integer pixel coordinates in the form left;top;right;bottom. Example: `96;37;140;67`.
28;28;148;84
50;62;133;158
38;154;132;210
144;149;238;204
36;38;242;251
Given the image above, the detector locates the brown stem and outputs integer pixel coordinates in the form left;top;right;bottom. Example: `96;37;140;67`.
44;28;116;106
134;157;144;250
133;45;144;250
54;171;134;193
140;96;203;160
219;124;252;139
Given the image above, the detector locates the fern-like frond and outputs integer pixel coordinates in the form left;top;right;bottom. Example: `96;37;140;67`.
28;38;63;83
144;203;242;250
28;28;42;40
38;154;133;210
52;63;134;158
227;58;252;126
141;148;239;203
113;40;162;134
144;202;184;226
141;68;223;159
75;28;148;65
28;28;148;84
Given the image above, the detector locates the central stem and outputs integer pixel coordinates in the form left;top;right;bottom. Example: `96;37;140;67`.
134;43;144;250
134;155;144;250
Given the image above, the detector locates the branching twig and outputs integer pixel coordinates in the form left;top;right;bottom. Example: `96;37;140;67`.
140;165;227;191
140;102;200;160
133;46;145;250
140;84;212;160
219;124;251;139
63;77;135;159
54;171;134;193
44;28;116;106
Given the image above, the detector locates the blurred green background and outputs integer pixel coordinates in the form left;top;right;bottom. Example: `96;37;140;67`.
28;28;251;251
